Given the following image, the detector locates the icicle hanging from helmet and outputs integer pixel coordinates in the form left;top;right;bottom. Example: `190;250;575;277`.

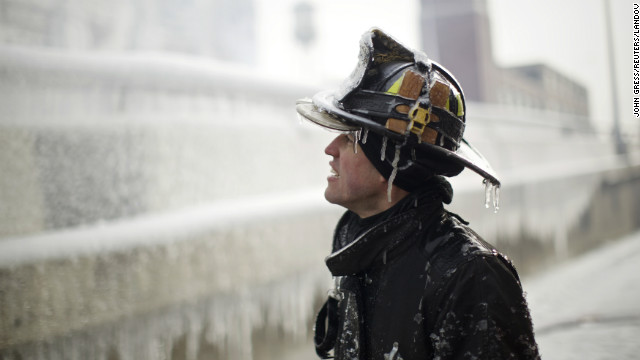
352;130;362;154
380;136;388;161
387;143;402;202
483;179;501;213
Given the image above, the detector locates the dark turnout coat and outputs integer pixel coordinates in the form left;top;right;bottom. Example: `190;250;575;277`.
314;184;540;360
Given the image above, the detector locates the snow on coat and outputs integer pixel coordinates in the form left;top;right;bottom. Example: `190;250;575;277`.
314;182;540;359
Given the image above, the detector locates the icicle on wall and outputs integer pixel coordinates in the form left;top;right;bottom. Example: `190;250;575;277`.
0;200;341;360
2;267;329;360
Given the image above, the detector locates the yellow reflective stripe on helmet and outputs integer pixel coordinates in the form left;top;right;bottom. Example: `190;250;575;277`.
456;94;464;117
385;73;405;94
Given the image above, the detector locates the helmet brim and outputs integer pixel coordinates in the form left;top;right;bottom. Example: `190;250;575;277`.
296;90;501;186
295;97;359;132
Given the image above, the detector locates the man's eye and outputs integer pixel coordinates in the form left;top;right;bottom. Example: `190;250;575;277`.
345;134;355;143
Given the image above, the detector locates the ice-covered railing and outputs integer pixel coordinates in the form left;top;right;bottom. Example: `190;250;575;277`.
0;45;312;122
0;190;332;267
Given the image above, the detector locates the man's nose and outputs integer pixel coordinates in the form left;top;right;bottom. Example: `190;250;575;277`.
325;135;341;157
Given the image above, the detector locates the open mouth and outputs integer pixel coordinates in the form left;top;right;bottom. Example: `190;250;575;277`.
329;167;339;178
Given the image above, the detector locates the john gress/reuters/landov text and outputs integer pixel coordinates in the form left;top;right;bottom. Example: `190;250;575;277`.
633;3;640;117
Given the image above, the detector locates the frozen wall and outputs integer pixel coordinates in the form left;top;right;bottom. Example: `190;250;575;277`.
0;194;340;360
449;102;640;271
1;45;639;359
0;45;334;237
0;45;342;359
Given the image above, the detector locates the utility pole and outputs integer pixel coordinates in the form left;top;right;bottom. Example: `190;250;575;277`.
604;0;626;155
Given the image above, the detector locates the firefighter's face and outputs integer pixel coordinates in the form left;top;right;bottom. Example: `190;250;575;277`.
324;134;387;217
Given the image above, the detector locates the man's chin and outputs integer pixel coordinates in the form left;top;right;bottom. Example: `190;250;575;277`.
324;188;341;206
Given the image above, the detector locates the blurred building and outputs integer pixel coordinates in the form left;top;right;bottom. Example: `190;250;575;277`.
420;0;590;122
499;64;590;117
0;0;256;63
